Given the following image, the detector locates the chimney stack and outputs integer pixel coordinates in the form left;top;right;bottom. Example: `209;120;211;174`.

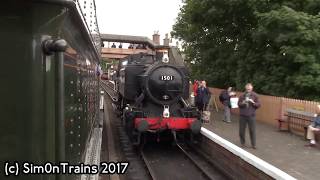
152;31;160;45
163;33;170;46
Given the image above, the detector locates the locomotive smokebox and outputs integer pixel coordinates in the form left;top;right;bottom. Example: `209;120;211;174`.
143;64;186;105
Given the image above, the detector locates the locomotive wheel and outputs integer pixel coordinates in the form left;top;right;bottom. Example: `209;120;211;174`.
124;112;136;142
116;94;123;117
123;113;143;146
121;111;126;126
132;131;143;146
190;132;201;144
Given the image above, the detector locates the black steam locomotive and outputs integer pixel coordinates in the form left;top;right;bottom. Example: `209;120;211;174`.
115;50;201;144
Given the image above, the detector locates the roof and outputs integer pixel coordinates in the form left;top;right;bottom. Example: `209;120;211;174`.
101;34;155;48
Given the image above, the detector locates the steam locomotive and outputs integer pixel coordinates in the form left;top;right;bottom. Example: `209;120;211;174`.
115;50;201;144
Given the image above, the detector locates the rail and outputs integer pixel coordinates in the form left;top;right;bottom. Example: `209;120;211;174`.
175;143;217;180
139;143;220;180
100;80;118;102
139;149;158;180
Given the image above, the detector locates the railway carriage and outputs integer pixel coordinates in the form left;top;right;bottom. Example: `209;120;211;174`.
0;0;101;179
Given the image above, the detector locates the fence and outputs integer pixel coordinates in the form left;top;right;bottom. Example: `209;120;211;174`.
208;88;319;127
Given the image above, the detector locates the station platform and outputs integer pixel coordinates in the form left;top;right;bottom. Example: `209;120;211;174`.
204;109;320;180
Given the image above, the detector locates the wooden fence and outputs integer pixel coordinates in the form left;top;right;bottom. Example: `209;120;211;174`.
208;88;319;127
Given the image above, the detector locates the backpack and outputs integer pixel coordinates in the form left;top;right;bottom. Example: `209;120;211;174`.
219;91;225;102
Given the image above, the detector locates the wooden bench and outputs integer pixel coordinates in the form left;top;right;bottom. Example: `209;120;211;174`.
276;108;316;139
315;131;320;140
315;131;320;148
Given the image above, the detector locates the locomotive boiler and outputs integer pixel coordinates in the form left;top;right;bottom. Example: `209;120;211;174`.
115;50;201;144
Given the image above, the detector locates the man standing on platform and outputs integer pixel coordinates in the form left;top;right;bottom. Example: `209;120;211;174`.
238;83;261;149
196;81;211;112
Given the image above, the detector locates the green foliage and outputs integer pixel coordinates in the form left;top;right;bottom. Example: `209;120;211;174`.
100;58;117;72
100;59;108;72
172;0;320;101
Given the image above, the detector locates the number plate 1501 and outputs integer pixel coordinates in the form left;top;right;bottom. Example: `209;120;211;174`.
160;75;174;81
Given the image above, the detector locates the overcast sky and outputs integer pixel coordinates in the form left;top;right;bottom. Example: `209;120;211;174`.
95;0;183;42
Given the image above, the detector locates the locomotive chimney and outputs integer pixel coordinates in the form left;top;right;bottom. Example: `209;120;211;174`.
163;33;170;46
152;31;160;45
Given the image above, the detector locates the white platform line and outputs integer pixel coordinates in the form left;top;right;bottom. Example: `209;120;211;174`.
200;127;297;180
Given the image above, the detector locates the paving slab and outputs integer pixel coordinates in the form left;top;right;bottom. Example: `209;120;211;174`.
204;109;320;180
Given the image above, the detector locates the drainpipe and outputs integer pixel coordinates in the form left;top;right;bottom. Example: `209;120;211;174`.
43;38;67;180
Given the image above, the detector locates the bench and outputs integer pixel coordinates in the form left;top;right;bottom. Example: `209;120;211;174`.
276;108;316;139
315;131;320;148
315;131;320;140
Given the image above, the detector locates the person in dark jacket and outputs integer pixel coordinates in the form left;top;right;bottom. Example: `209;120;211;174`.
238;83;261;149
219;87;234;123
193;80;199;97
196;81;211;112
306;105;320;147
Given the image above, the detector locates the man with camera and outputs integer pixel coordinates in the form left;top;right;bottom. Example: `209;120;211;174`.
238;83;261;149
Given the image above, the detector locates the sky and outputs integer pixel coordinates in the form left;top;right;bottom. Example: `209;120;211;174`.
95;0;183;44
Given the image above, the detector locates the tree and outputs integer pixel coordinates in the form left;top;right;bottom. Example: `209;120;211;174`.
100;58;108;72
172;0;320;100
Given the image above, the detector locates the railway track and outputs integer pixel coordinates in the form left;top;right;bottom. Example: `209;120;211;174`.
140;149;158;180
100;80;227;180
139;141;227;180
176;142;228;180
100;80;118;102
